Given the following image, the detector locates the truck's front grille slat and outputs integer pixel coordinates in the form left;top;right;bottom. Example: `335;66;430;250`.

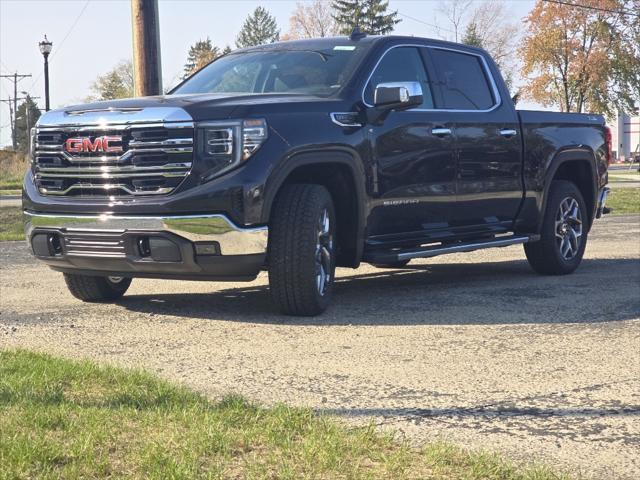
33;123;194;197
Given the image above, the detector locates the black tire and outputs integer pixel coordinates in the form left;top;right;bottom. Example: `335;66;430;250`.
63;273;132;302
371;260;410;269
524;180;588;275
268;184;336;316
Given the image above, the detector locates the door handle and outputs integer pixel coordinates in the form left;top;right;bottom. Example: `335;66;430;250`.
431;127;452;137
499;129;518;138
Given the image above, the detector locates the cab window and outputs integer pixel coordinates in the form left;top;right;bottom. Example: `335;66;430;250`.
365;47;434;109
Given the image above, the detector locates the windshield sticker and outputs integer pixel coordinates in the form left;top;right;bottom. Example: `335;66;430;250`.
333;46;356;51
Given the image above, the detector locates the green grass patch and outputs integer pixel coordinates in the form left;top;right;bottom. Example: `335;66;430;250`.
0;350;569;479
607;188;640;215
0;206;23;241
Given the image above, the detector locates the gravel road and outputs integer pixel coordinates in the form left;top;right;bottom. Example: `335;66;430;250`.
1;215;639;479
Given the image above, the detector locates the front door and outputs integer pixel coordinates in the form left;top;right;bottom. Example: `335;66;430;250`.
366;46;457;238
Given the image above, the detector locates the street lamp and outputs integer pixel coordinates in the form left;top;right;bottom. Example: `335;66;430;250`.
38;35;52;111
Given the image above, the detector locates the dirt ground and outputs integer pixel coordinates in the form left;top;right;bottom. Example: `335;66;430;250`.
1;215;639;479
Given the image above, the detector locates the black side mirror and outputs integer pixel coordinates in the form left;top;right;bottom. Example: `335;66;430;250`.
368;81;423;124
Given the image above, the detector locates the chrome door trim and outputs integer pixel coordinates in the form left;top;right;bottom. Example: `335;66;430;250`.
361;43;502;113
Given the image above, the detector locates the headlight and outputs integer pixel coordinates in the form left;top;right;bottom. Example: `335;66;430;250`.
197;118;268;182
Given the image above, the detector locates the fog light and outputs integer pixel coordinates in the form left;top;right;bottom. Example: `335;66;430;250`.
149;237;181;262
194;242;220;256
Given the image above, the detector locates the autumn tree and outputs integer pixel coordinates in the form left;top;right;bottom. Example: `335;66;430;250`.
14;96;41;153
88;60;134;101
332;0;400;35
520;0;640;117
236;7;280;48
183;38;221;78
286;0;338;39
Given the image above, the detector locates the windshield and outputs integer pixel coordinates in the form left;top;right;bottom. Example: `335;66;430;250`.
172;47;364;97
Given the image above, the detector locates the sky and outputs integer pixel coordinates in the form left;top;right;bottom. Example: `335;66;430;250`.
0;0;537;147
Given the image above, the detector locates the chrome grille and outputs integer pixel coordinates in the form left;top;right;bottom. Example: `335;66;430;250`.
63;232;126;258
33;122;194;197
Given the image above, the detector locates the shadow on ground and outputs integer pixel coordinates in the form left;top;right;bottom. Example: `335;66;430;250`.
118;257;640;325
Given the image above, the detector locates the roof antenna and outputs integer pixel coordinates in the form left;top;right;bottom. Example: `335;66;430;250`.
350;26;366;40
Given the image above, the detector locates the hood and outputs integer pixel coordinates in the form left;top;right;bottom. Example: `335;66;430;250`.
37;92;334;127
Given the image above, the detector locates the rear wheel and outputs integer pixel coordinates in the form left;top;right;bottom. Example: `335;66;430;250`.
64;273;132;302
268;184;336;316
525;180;588;275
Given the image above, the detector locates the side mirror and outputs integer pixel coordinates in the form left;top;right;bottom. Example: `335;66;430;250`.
368;81;423;125
374;82;423;110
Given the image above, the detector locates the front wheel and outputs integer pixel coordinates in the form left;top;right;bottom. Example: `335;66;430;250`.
64;273;132;302
524;180;588;275
268;184;336;316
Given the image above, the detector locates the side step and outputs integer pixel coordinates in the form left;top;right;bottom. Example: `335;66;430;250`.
363;234;539;264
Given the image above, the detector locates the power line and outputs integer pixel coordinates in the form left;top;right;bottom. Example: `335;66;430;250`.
543;0;640;17
28;0;91;91
397;11;456;36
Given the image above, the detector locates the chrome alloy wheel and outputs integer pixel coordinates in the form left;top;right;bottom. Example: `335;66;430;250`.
315;208;333;296
555;197;583;260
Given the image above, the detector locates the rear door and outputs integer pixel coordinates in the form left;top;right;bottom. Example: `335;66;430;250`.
426;47;522;232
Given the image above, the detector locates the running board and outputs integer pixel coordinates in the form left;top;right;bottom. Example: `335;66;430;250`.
364;234;539;264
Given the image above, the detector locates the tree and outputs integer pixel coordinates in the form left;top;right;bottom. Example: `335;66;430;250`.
332;0;400;35
520;0;640;117
440;0;518;92
14;96;41;153
236;7;280;48
183;38;220;79
286;0;338;39
462;22;483;47
437;0;473;42
88;60;134;101
467;0;519;91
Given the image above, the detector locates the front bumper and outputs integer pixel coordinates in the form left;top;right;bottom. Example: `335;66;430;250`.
24;211;268;280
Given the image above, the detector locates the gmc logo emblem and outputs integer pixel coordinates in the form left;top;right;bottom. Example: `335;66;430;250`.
65;136;123;154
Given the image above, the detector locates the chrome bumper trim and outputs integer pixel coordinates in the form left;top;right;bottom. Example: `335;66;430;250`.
24;212;268;255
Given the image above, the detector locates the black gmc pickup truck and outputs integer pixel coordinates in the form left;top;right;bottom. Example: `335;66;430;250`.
23;34;611;316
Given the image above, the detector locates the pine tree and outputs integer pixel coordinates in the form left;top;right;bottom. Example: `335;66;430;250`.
361;0;400;35
332;0;400;36
462;22;483;48
183;38;220;79
235;7;280;48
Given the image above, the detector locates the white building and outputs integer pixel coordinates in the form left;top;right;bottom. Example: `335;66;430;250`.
610;112;640;162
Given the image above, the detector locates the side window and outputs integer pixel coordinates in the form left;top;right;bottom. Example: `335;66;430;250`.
365;47;434;109
429;49;495;110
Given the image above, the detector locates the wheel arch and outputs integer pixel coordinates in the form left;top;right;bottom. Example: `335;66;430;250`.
262;149;368;267
540;149;598;232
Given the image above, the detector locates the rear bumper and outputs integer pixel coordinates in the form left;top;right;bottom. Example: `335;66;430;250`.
596;186;610;219
24;211;268;280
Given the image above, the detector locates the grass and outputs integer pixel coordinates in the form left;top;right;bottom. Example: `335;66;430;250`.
0;206;23;241
607;188;640;215
0;150;27;191
0;350;568;480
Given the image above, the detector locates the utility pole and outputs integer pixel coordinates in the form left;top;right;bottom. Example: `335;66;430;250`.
1;94;40;151
131;0;162;96
1;73;32;149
